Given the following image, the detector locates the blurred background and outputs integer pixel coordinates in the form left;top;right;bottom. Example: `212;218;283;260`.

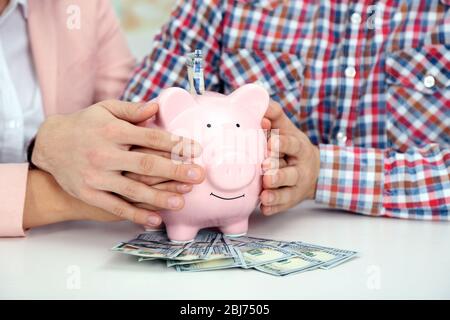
112;0;177;60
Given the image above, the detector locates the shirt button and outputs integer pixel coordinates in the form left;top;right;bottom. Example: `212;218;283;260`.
6;120;19;129
336;132;347;144
345;66;356;78
423;75;436;88
350;12;362;24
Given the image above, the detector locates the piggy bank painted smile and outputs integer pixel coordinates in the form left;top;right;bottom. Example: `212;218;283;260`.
153;83;269;242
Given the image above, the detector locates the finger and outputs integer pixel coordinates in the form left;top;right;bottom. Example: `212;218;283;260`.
269;134;301;156
263;166;299;189
261;117;271;130
99;175;185;211
264;100;290;126
262;157;288;171
118;151;206;183
135;202;161;213
87;190;162;226
129;147;172;159
260;187;294;207
265;101;301;136
260;203;291;216
117;123;202;157
124;172;170;186
152;181;193;194
98;100;158;124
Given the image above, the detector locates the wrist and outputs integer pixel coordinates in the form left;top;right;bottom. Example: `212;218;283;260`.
31;115;64;172
23;170;80;229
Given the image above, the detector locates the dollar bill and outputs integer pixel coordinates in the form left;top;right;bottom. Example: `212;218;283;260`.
227;238;294;268
166;235;237;267
130;230;224;264
174;247;244;272
286;241;358;269
111;243;152;258
113;241;186;259
169;230;221;261
254;255;323;276
113;230;191;259
112;231;358;276
131;230;183;246
112;231;189;259
111;242;140;253
224;235;287;248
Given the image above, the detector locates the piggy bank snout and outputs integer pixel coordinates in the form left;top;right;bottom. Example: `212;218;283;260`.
205;149;257;191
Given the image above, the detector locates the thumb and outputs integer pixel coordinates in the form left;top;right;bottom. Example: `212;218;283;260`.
264;100;291;130
99;100;159;124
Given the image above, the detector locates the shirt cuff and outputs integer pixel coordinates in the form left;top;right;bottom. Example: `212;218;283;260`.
315;144;385;215
0;163;28;237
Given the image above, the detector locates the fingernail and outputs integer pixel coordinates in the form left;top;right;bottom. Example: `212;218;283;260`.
177;184;192;192
168;196;182;209
147;215;161;226
187;168;201;180
262;158;272;170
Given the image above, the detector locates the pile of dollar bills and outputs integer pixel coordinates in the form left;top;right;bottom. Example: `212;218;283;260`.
111;230;358;276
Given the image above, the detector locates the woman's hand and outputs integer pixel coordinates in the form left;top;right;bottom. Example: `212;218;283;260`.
23;169;122;229
31;100;205;227
260;101;321;215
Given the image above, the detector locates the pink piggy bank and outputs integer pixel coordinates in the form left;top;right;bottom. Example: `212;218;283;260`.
152;83;269;243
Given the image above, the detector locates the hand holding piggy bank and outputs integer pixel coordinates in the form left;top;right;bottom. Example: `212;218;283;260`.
152;83;269;242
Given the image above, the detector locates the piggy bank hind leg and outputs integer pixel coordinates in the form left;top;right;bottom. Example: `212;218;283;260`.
165;224;199;244
220;219;249;238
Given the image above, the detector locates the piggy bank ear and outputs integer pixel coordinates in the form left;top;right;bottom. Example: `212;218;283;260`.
157;87;196;127
230;83;270;121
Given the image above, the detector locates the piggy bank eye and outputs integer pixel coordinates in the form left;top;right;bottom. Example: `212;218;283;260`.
207;123;212;128
236;123;240;128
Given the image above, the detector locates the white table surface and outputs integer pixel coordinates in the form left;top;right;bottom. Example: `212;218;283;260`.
1;200;449;299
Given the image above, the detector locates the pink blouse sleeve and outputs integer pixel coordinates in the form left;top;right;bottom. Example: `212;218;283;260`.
0;163;28;237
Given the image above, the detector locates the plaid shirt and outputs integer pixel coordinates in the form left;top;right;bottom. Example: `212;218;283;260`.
122;0;450;220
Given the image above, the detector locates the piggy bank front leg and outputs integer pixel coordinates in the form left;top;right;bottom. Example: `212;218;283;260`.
165;224;200;243
220;219;249;238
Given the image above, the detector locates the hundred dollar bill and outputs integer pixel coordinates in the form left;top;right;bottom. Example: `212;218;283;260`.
111;243;152;258
174;247;244;272
131;230;181;246
111;242;140;253
170;230;221;261
112;241;186;259
287;241;358;269
254;254;323;276
227;239;294;268
224;235;288;249
113;231;358;275
166;235;238;267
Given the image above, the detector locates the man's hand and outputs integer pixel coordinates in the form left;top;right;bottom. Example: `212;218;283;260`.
32;100;205;227
260;101;320;215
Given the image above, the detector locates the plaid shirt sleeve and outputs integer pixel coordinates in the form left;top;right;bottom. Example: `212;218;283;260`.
316;144;450;220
